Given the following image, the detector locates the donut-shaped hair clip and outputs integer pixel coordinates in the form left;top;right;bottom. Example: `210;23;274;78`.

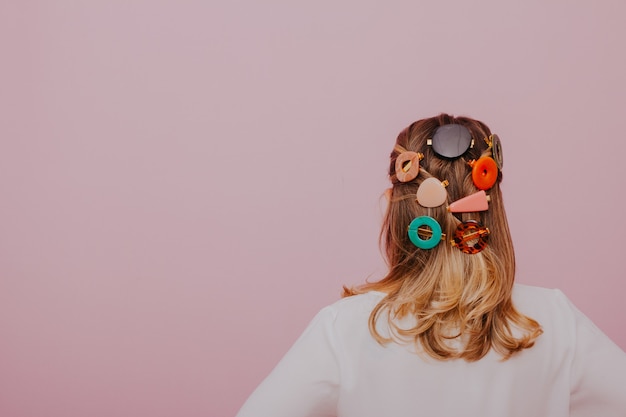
408;216;445;250
427;124;474;159
416;178;449;208
484;134;503;169
451;220;490;254
469;157;498;190
395;151;424;182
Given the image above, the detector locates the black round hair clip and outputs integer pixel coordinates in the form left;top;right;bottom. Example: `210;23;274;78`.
428;124;474;159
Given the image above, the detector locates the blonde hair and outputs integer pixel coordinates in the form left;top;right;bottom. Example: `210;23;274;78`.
344;114;542;361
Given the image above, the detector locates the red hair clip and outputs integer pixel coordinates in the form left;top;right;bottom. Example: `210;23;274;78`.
468;157;498;190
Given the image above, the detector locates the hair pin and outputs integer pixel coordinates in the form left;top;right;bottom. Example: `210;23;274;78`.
412;226;447;240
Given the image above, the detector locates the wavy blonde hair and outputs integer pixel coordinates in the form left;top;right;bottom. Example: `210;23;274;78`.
344;114;542;361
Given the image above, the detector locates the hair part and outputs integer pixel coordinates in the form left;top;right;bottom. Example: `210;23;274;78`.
344;114;542;361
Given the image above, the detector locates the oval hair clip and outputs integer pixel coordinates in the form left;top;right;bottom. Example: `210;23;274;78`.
395;151;423;183
492;134;504;169
416;178;448;208
428;124;474;159
485;134;503;169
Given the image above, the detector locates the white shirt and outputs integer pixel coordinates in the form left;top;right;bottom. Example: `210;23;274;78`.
236;284;626;417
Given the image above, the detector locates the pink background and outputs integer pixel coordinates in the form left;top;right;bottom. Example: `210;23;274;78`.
2;1;625;416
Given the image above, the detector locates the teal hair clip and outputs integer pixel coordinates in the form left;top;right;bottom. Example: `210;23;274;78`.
407;216;443;250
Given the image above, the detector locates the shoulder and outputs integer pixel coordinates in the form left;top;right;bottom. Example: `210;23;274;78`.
310;291;386;334
511;284;593;347
512;283;571;315
512;282;563;299
325;291;387;317
510;284;575;339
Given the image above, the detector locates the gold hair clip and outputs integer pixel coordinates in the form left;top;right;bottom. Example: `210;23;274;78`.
484;134;503;169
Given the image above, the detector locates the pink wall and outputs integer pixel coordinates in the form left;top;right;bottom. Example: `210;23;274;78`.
1;1;625;416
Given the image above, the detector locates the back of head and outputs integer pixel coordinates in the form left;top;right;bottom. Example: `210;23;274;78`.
345;114;542;361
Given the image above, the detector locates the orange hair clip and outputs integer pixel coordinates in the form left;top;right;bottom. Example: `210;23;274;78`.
468;157;498;190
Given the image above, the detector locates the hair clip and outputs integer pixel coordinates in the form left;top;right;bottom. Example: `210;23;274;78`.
416;178;449;208
447;190;490;213
427;124;474;159
408;216;444;250
484;134;503;169
395;151;424;182
450;220;490;254
468;156;498;190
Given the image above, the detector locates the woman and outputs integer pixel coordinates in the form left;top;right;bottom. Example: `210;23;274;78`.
236;114;626;417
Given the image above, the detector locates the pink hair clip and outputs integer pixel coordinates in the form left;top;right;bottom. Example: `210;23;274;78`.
395;151;424;183
416;178;449;208
447;190;490;213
